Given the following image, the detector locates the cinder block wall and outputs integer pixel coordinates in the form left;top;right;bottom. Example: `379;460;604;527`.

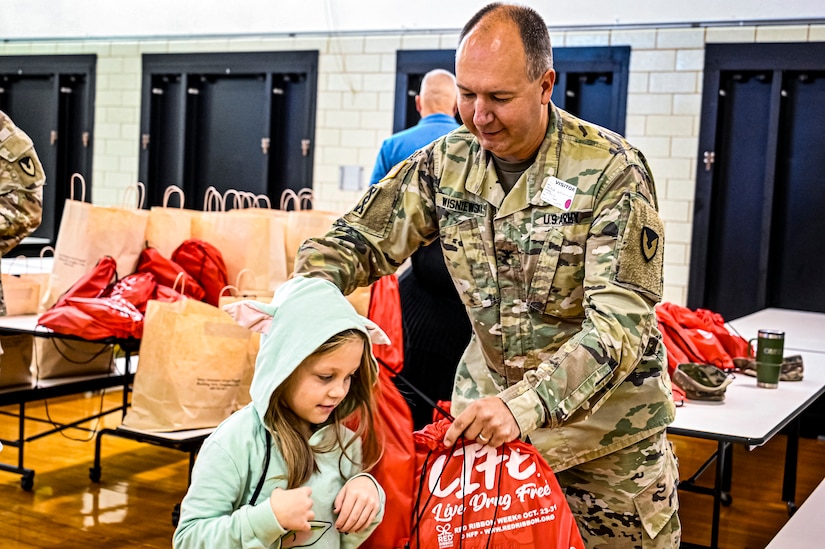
2;23;823;304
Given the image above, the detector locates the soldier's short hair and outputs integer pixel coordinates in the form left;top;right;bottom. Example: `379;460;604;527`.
458;2;553;81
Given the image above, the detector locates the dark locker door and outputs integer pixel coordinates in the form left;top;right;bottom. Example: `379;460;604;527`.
552;47;630;135
689;43;825;319
770;71;825;311
270;73;314;199
187;73;269;202
144;74;186;207
555;73;618;133
140;52;318;209
694;70;775;320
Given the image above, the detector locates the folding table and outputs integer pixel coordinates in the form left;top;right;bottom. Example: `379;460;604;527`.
0;314;138;490
669;350;825;548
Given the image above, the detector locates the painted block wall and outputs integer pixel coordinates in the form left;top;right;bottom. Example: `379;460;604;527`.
2;23;824;305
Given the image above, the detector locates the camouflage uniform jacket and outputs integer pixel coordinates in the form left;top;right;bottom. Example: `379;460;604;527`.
0;111;45;315
294;104;676;472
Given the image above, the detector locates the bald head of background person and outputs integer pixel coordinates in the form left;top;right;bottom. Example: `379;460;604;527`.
415;68;458;119
368;68;460;186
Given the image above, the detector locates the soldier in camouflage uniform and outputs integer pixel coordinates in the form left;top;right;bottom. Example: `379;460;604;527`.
0;111;45;316
294;3;679;547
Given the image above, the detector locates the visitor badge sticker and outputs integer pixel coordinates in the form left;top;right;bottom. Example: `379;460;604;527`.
541;176;576;211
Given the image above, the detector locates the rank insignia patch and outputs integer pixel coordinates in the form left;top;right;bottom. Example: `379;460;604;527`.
641;226;659;262
352;185;379;217
19;156;36;177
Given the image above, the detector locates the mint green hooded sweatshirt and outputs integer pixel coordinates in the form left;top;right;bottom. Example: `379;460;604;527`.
174;276;386;549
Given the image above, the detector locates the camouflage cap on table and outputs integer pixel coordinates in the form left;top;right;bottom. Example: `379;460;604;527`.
672;363;733;401
733;355;804;382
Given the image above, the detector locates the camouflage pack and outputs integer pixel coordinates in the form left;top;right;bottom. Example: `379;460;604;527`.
672;363;733;401
733;355;804;382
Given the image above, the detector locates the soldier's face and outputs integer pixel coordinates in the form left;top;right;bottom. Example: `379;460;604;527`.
456;21;554;162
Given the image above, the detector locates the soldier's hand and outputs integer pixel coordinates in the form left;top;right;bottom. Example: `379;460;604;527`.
443;397;520;448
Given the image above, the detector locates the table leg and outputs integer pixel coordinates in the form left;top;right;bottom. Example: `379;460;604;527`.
782;418;799;514
721;442;733;506
710;440;729;549
121;351;132;418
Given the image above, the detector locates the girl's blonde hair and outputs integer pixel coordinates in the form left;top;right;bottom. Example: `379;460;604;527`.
264;329;381;489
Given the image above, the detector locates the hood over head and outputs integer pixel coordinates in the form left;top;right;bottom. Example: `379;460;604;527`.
224;276;388;421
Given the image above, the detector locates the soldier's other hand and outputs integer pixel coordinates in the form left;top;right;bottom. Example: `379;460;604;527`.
443;397;520;449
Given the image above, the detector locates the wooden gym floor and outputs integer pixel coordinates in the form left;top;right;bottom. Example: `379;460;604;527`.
1;389;823;548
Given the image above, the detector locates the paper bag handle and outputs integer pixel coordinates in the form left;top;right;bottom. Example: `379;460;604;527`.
121;181;146;209
70;173;86;202
6;254;28;274
298;188;313;209
203;186;225;212
219;284;239;298
172;272;187;294
280;189;299;211
254;194;272;209
162;185;185;208
235;268;255;290
224;189;257;210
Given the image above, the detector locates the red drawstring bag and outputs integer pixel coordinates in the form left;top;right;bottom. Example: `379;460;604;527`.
171;239;228;306
359;274;416;549
136;246;205;303
51;255;118;310
656;302;734;370
102;272;158;314
409;418;584;549
694;308;749;359
153;283;185;303
38;296;144;340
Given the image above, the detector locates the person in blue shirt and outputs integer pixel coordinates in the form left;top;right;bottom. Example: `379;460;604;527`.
369;69;460;186
369;69;472;429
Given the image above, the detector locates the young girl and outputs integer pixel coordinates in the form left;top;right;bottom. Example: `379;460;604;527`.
174;276;387;548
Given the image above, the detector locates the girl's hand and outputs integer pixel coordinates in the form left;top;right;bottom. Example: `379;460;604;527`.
333;476;380;534
269;487;314;532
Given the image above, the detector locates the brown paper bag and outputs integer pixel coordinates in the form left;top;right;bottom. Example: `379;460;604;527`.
43;175;150;309
31;338;115;380
234;330;261;411
189;188;275;293
217;279;275;309
0;334;34;387
145;185;195;259
1;273;41;316
238;193;289;288
122;298;254;431
3;252;51;315
283;189;341;272
346;285;373;317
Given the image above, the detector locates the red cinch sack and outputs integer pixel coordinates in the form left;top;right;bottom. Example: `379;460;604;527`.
694;308;749;359
38;296;144;340
51;255;118;310
359;274;416;549
101;271;158;314
136;247;205;302
656;302;734;371
409;418;584;549
171;239;228;306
